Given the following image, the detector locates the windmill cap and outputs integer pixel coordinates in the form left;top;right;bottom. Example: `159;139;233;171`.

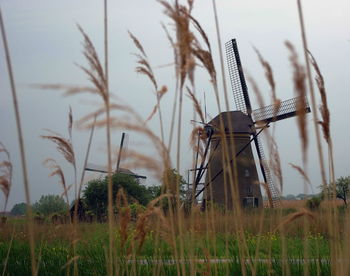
209;111;254;134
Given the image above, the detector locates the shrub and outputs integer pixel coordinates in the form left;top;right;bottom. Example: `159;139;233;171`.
306;197;321;210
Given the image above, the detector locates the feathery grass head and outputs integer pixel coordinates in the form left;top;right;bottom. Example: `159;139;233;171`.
255;181;275;208
285;41;308;164
247;74;265;110
159;0;195;88
308;51;330;144
128;31;147;57
186;87;205;123
274;208;315;232
128;31;157;91
134;194;170;254
187;12;216;83
157;85;168;100
116;188;131;250
41;108;76;171
131;52;157;91
41;133;75;167
289;162;311;188
269;139;283;194
0;142;12;211
161;22;179;76
146;85;168;122
254;47;276;98
192;43;216;83
254;47;281;117
43;158;69;204
33;84;101;98
190;126;205;160
68;106;73;140
77;24;107;103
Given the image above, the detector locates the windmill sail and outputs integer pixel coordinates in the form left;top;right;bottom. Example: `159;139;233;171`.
225;39;251;114
253;135;281;207
226;38;281;207
85;163;146;179
252;96;311;124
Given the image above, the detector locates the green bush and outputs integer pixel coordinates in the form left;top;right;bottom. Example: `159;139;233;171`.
306;197;321;210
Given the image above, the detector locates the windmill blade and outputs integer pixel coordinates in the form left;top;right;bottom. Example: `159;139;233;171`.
225;39;252;114
253;134;281;207
85;163;109;173
115;132;129;172
85;162;146;179
252;96;311;124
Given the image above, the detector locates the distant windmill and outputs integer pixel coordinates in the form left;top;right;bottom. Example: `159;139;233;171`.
191;39;311;209
85;132;146;180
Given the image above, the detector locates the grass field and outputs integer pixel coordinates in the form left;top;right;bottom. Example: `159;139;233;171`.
0;206;343;275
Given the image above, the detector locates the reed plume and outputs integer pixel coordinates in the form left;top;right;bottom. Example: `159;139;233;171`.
134;194;170;254
285;41;308;164
68;106;73;140
308;51;336;230
270;139;283;193
189;127;205;160
116;188;131;251
247;74;265;111
274;208;315;232
34;84;100;98
118;149;164;181
146;85;168;122
41;133;75;168
76;24;107;103
43;158;70;205
254;47;276;100
159;0;195;88
308;51;330;144
258;181;273;208
254;47;281;117
129;31;167;141
186;87;205;123
0;142;12;212
40;109;77;198
289;163;311;187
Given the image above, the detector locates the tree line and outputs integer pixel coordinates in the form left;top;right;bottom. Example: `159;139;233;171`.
10;174;350;217
10;169;186;219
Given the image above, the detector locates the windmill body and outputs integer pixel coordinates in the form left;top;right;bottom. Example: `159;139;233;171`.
203;111;263;209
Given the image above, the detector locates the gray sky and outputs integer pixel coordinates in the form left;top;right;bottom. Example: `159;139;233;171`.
1;0;350;210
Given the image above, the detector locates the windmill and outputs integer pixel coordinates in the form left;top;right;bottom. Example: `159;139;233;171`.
190;39;311;209
85;132;147;180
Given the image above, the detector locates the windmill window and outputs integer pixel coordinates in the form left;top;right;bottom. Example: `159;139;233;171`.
247;186;252;193
243;197;258;208
244;169;250;177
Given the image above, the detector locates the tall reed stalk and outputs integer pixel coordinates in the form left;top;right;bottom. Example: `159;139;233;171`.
296;1;341;275
103;1;116;274
0;6;36;276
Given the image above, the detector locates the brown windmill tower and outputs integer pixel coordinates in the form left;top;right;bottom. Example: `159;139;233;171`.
190;39;311;209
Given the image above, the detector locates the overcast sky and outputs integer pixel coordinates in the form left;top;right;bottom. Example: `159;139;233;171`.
1;0;349;210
